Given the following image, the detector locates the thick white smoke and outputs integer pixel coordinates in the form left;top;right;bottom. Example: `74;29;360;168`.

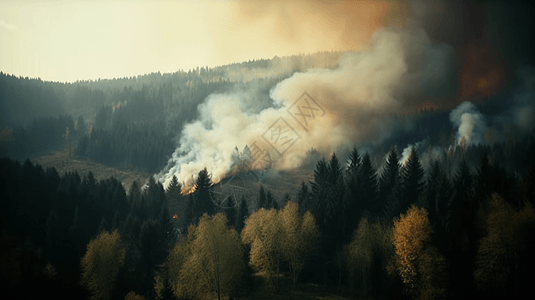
156;26;454;189
449;101;488;148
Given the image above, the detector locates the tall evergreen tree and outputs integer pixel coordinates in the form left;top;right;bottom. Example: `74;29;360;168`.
474;151;493;206
346;147;361;180
166;175;182;208
235;195;249;233
192;168;215;224
378;145;400;204
345;148;361;234
183;194;194;231
297;182;310;216
310;158;330;232
357;153;378;215
421;160;452;252
257;185;267;211
399;147;425;213
266;191;278;210
223;196;236;228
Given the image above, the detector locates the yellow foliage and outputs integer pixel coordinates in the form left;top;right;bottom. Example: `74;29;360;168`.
474;193;535;290
80;230;126;300
391;205;447;299
242;208;284;284
279;202;319;284
124;291;145;300
43;263;57;279
169;224;197;295
171;213;243;300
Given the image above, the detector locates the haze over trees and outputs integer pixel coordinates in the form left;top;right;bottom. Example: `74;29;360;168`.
1;51;534;299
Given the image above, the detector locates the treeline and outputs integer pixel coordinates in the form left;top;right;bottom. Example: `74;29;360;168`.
0;157;174;299
2;133;535;299
0;114;84;160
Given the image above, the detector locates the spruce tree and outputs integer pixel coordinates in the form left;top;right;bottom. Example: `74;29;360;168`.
235;195;249;233
310;158;330;232
357;153;378;215
345;148;361;233
224;196;236;228
258;185;267;211
192;168;215;224
378;145;400;204
399;147;425;213
297;181;310;216
346;146;361;180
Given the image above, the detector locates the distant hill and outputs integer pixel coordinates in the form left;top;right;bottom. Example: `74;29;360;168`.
31;145;150;192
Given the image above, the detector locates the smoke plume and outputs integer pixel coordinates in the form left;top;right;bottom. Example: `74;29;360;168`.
156;25;455;189
449;101;488;148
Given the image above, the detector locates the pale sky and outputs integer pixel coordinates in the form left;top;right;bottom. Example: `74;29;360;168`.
0;0;400;83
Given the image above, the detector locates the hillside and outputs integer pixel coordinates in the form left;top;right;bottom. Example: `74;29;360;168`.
31;145;150;192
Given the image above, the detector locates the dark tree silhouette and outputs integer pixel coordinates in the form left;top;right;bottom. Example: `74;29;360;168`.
192;168;215;224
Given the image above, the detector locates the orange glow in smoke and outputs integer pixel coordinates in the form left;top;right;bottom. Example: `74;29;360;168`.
460;40;506;100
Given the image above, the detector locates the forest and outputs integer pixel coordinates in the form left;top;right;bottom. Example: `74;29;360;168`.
1;134;534;299
1;49;535;300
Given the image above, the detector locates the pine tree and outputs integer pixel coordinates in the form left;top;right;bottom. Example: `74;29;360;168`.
223;196;236;228
399;147;425;214
474;152;492;206
297;182;309;216
266;191;278;210
345;148;361;234
310;158;330;231
192;168;215;224
421;160;452;252
235;195;249;233
346;147;361;180
378;146;400;204
257;185;267;211
166;175;182;207
357;153;378;214
183;194;194;231
449;159;475;251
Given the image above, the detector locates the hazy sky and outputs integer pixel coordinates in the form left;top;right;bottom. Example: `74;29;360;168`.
0;0;404;83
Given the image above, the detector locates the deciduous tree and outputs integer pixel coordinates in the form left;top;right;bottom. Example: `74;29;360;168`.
80;230;126;300
280;202;319;284
175;214;243;300
390;206;447;299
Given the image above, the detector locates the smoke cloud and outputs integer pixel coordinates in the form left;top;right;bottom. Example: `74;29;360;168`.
449;101;488;147
156;24;455;189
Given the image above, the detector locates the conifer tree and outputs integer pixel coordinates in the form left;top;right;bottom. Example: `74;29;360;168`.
399;147;425;214
422;160;452;251
378;146;400;204
346;146;361;180
235;195;249;233
257;185;267;211
223;196;236;228
297;182;309;216
192;168;215;224
357;153;378;214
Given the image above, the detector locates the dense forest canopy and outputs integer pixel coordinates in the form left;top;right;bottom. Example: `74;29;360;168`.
1;3;534;297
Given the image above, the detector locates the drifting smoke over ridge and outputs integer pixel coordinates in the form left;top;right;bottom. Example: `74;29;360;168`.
154;0;535;189
156;25;455;189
